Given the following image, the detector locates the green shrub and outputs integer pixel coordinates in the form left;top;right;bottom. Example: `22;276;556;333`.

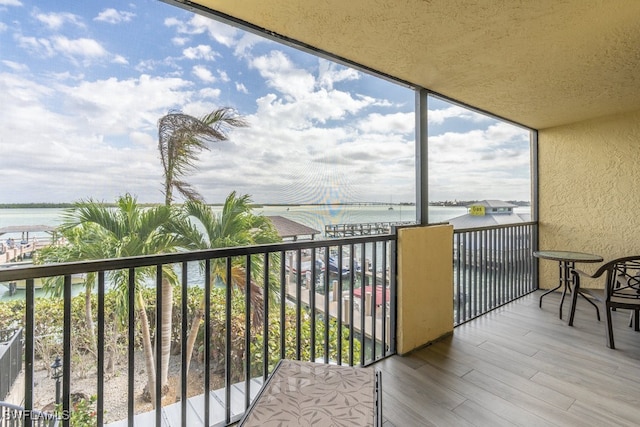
0;285;361;376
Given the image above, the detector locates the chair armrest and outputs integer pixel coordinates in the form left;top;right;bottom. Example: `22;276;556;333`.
573;260;611;280
571;267;603;280
572;268;592;278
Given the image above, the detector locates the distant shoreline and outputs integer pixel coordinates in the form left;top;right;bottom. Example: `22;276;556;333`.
0;201;529;209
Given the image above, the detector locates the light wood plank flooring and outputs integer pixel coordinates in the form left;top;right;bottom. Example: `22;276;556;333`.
376;290;640;427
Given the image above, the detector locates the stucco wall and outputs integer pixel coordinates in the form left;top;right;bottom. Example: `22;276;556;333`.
538;109;640;288
396;224;453;354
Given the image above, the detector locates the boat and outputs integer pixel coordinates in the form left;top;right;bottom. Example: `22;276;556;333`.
285;249;362;278
1;262;85;296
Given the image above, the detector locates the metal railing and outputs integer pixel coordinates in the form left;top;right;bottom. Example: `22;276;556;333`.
0;234;396;427
0;329;23;402
453;222;537;325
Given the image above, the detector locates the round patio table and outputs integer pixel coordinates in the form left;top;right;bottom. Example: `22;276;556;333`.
534;250;603;325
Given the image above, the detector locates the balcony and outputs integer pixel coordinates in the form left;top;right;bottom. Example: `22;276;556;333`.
0;220;551;426
2;0;639;425
0;218;636;426
0;233;398;426
378;290;640;426
5;256;640;426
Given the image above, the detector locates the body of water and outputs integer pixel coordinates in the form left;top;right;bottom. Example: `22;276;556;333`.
0;204;530;300
0;204;464;300
0;205;473;240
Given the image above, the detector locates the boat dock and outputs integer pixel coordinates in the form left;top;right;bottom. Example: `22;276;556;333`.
0;240;50;265
0;225;57;265
324;221;414;237
284;275;391;344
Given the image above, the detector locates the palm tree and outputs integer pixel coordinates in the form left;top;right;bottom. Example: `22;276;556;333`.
42;194;180;405
168;193;281;376
158;108;248;206
38;223;107;358
157;107;247;391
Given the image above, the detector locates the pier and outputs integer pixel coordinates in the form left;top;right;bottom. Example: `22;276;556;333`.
282;249;392;343
0;240;51;265
0;225;57;265
324;221;415;238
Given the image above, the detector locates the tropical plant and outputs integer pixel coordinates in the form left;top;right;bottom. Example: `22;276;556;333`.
39;194;179;405
168;193;281;376
56;394;98;427
158;108;248;206
38;224;107;356
157;107;250;393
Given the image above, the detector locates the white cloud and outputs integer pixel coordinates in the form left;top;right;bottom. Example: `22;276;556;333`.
129;130;155;148
318;59;360;89
94;8;135;24
357;112;414;134
56;74;196;134
52;36;106;57
250;50;315;100
0;72;210;203
188;107;417;204
0;73;155;202
198;87;221;99
112;54;128;65
135;59;159;72
428;105;490;125
187;14;239;47
2;60;28;72
234;32;269;57
16;35;55;57
166;14;241;47
427;121;530;200
192;65;215;82
235;82;248;94
34;12;84;30
251;86;372;131
183;44;218;61
50;71;85;81
172;36;189;46
0;22;7;32
217;69;229;82
0;0;22;5
17;34;109;64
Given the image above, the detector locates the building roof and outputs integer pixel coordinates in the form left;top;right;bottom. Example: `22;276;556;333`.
0;225;56;236
466;200;517;209
448;213;531;230
266;216;321;240
189;0;640;130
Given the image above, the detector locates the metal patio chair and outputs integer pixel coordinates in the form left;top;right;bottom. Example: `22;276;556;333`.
572;255;640;348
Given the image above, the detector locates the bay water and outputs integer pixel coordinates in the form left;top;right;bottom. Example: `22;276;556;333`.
0;205;471;239
0;204;474;300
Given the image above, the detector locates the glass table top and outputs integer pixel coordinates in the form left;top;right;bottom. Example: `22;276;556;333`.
534;250;603;263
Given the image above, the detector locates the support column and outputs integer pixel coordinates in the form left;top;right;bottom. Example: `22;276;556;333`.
396;224;453;354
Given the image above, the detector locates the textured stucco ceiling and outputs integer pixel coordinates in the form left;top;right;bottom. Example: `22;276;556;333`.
182;0;640;130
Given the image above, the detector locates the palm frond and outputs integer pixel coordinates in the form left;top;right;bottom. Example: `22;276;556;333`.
62;199;125;239
158;108;248;205
173;180;203;203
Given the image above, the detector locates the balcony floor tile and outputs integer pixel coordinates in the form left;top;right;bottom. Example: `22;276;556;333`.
375;291;640;427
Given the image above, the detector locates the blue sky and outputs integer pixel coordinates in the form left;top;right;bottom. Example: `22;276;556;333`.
0;0;531;205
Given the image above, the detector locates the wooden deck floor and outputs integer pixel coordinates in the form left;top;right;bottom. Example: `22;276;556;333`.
375;290;640;427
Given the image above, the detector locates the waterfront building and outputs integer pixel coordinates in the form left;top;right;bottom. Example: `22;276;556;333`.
448;200;531;229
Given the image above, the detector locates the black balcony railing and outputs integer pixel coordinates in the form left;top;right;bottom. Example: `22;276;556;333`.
0;328;23;402
0;234;396;427
453;222;537;325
